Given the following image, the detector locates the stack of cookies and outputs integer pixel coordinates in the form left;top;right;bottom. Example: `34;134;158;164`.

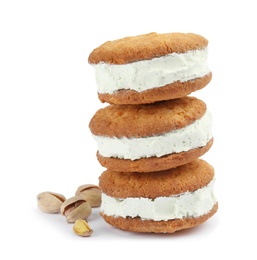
88;32;218;233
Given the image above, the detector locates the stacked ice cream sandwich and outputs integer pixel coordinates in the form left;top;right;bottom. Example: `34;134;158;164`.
88;32;218;233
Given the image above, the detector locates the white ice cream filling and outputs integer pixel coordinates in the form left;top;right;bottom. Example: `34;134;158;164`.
101;179;216;221
92;48;210;94
92;110;212;160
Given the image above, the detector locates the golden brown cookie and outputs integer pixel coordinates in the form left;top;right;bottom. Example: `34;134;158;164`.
88;32;209;64
88;32;212;104
99;159;218;233
89;96;213;172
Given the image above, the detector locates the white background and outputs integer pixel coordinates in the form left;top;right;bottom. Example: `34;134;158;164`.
0;0;256;259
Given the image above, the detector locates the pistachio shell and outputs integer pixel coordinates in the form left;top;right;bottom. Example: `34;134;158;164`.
37;191;66;213
60;196;92;223
75;184;102;207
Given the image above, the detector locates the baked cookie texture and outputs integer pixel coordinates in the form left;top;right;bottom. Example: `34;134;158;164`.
88;31;217;234
89;96;206;138
99;159;214;198
89;96;213;172
88;32;212;105
99;159;218;233
88;32;208;64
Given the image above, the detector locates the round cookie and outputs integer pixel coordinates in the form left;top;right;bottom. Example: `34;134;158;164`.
88;32;212;105
89;96;213;172
99;159;218;233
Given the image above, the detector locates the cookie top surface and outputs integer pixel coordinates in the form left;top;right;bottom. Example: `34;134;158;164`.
89;96;206;138
99;159;214;198
88;32;208;65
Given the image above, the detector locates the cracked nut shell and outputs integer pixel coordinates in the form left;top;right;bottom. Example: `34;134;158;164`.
60;196;92;223
75;184;101;207
37;191;66;213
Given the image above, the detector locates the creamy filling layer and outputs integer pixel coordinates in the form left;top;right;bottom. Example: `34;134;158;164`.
92;48;210;94
92;111;212;160
101;180;216;221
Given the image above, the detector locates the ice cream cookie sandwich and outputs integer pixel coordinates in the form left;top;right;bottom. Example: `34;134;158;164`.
99;159;218;233
89;96;213;172
88;32;212;105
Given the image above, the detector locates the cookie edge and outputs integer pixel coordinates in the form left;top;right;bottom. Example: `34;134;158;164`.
98;73;212;105
97;138;213;172
100;203;218;233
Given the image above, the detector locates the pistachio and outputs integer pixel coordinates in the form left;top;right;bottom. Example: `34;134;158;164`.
37;191;66;213
60;196;92;223
75;184;102;207
73;219;93;237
